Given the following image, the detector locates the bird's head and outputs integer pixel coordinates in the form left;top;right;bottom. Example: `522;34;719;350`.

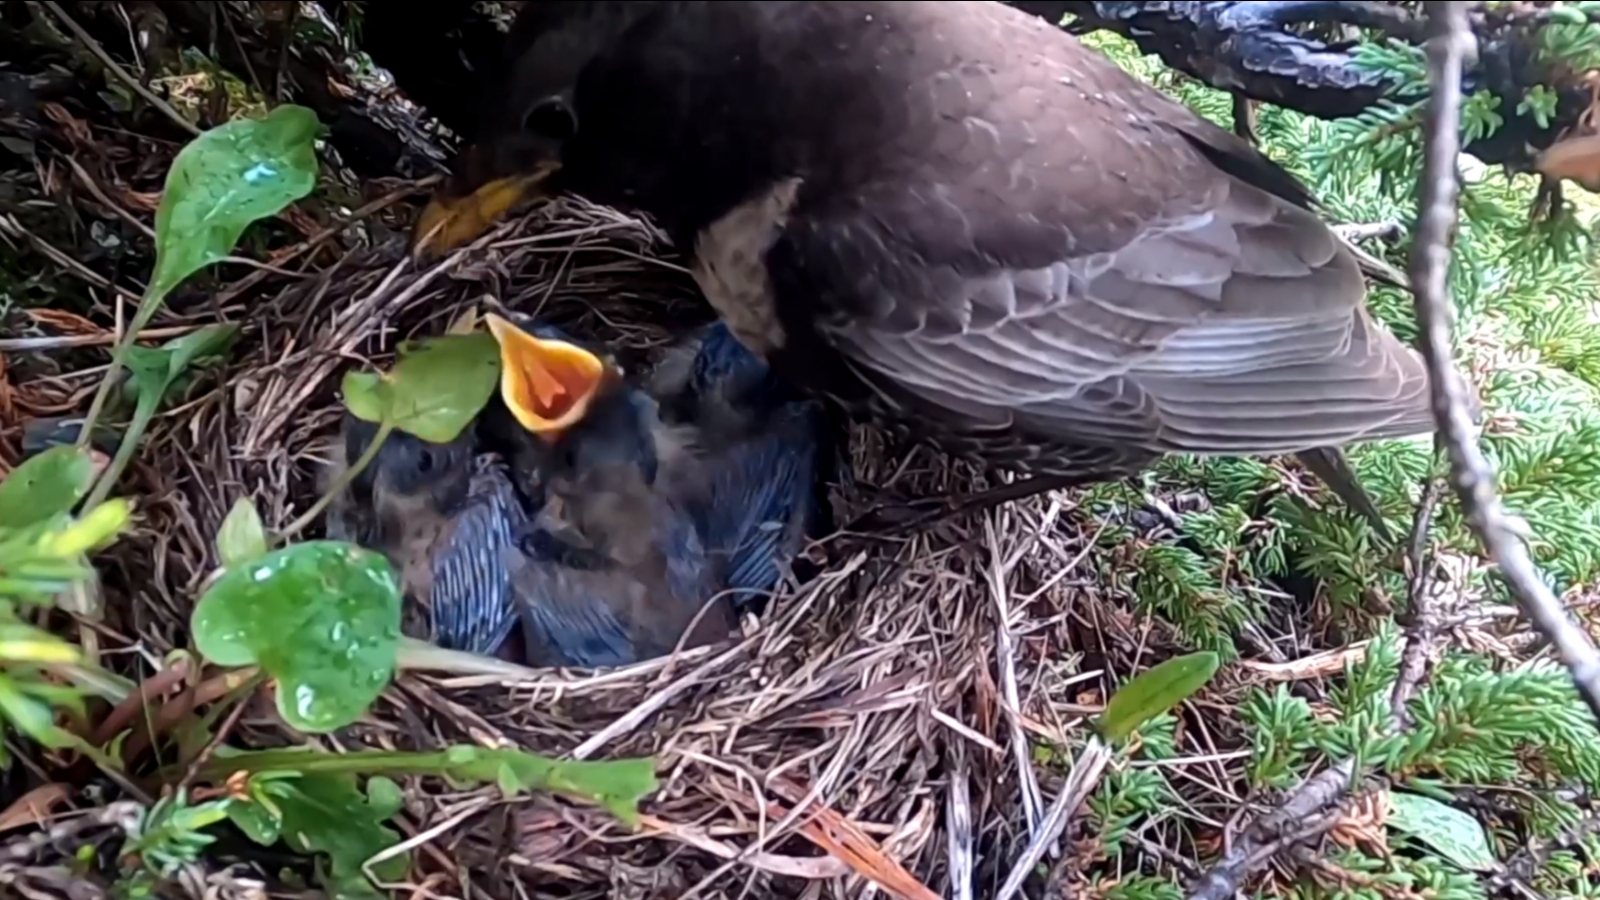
353;418;479;513
485;312;619;444
413;2;661;258
483;311;682;557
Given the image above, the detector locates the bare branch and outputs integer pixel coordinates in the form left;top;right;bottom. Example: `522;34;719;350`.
1407;3;1600;722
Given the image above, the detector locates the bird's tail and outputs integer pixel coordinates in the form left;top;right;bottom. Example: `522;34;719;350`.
1295;446;1393;543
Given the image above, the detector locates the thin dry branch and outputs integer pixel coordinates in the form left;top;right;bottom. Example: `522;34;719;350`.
1407;1;1600;724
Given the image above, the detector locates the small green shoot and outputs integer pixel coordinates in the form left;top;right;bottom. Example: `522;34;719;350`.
279;331;503;540
1097;651;1220;743
86;324;241;510
216;496;268;568
204;746;659;824
76;105;320;509
191;541;401;733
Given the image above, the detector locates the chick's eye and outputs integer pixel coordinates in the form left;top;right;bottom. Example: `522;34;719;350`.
522;97;577;141
414;449;436;475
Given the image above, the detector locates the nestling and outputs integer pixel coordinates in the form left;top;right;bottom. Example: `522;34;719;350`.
645;321;833;610
325;413;525;655
482;314;736;667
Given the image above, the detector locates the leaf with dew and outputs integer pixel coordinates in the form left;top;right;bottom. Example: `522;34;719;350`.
191;541;401;733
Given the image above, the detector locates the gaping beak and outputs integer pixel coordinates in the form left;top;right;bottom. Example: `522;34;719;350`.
484;313;606;438
412;157;562;259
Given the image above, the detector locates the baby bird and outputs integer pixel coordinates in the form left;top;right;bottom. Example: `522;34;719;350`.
483;314;736;667
645;322;833;611
325;413;525;655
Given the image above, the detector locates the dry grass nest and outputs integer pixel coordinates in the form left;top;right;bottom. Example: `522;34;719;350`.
17;195;1249;899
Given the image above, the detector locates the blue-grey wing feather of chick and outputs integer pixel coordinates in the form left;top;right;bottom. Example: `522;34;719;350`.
680;323;826;606
428;462;527;654
512;500;717;667
511;530;640;668
704;403;825;606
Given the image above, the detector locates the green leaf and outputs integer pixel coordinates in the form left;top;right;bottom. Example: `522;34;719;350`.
1097;651;1220;743
42;499;132;557
1386;792;1498;872
0;446;94;529
150;106;319;299
216;497;268;568
341;333;501;443
438;746;658;824
124;324;240;408
226;798;281;845
190;541;401;733
271;773;408;888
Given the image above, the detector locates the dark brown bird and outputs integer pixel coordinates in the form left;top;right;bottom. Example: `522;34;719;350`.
414;1;1439;533
325;414;525;655
482;314;737;667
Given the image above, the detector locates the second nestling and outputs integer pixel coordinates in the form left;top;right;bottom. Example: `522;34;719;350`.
324;316;834;668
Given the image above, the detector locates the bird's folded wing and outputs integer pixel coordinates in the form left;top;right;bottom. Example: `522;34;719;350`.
808;178;1434;456
508;535;639;668
429;470;527;655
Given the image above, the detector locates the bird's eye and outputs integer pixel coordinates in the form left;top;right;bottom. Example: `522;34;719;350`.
522;97;577;142
415;448;436;474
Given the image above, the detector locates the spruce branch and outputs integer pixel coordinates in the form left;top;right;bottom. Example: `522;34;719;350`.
1016;1;1598;171
1408;4;1600;726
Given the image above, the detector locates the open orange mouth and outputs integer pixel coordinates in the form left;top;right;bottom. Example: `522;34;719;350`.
484;313;607;437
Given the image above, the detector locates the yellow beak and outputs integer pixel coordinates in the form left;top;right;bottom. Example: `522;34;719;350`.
411;159;562;259
484;313;606;437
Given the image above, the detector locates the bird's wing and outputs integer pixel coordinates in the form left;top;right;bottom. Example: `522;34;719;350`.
767;3;1432;456
703;403;825;605
509;529;641;668
428;468;527;655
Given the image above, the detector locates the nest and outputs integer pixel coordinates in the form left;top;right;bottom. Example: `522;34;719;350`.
57;193;1178;900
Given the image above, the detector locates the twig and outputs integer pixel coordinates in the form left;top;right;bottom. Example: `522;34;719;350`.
1407;2;1600;723
997;736;1115;900
1187;759;1357;900
38;1;200;137
1392;478;1446;725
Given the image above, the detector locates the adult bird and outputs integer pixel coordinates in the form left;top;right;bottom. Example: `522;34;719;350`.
413;1;1439;534
325;413;525;655
480;314;737;666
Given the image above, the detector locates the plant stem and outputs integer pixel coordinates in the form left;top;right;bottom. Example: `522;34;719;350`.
82;393;160;511
276;420;394;542
76;291;166;506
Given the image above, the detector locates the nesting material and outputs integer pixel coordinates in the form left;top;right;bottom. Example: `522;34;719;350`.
104;198;1140;900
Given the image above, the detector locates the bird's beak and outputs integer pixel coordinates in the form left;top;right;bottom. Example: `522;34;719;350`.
485;313;606;439
412;155;563;260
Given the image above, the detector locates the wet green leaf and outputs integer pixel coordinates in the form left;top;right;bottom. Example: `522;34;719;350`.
225;798;281;845
341;332;500;443
1387;792;1497;871
190;541;401;733
0;446;94;529
1097;651;1220;743
150;106;319;299
216;497;268;568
